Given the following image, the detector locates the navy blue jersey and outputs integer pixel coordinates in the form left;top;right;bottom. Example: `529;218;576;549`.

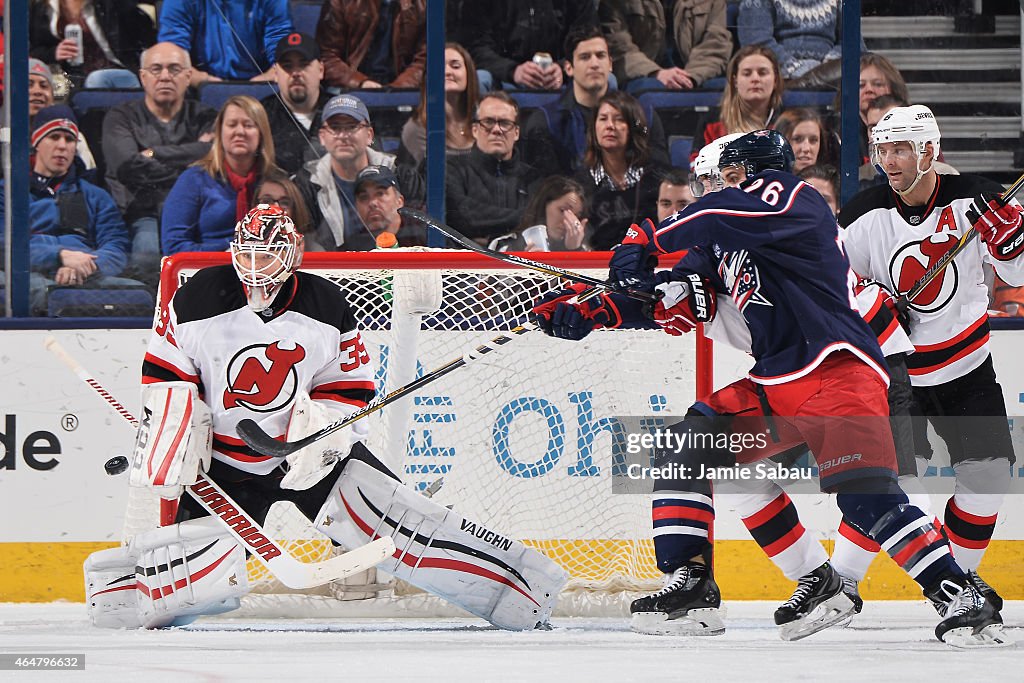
653;170;888;385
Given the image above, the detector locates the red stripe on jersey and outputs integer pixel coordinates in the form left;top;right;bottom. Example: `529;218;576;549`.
948;498;998;526
314;380;376;392
839;520;881;552
652;505;715;524
309;393;369;407
213;432;276;463
741;492;790;529
142;352;200;384
907;333;989;376
913;314;988;353
760;525;806;558
891;527;944;567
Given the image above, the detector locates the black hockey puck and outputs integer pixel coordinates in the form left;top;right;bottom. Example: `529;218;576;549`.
104;455;129;476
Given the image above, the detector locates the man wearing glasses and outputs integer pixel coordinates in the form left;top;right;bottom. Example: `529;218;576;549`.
296;94;401;251
446;92;538;244
102;42;217;284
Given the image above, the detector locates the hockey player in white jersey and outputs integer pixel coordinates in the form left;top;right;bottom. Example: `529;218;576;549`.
84;205;566;629
838;104;1020;623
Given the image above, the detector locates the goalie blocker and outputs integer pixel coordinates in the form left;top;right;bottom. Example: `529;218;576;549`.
86;444;566;630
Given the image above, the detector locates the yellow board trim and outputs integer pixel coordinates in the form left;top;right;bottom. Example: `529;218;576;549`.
3;540;1023;603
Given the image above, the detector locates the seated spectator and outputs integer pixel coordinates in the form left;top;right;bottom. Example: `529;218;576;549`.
797;163;838;216
574;91;665;250
488;175;589;252
29;0;154;88
738;0;853;83
655;167;695;223
253;170;313;236
350;165;426;250
161;95;278;254
856;53;908;160
0;106;139;314
599;0;731;93
23;57;96;170
158;0;291;85
399;42;478;167
692;45;784;160
317;0;426;89
296;94;404;251
263;32;329;175
530;24;668;176
103;42;217;283
773;107;835;174
465;0;597;91
445;92;538;243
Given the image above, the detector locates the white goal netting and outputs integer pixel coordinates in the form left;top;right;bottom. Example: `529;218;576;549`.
124;249;712;616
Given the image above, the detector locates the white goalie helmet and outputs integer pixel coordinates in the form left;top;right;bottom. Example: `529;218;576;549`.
230;204;304;311
870;104;941;195
690;133;743;198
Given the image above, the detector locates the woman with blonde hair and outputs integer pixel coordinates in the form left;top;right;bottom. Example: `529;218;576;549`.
575;91;665;251
399;42;479;165
162;95;279;254
691;46;784;158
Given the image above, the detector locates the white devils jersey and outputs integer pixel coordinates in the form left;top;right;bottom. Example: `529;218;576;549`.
839;174;1024;386
142;265;376;474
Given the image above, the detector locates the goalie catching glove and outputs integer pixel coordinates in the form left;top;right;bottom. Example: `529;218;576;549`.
967;192;1024;261
531;283;624;340
652;273;717;335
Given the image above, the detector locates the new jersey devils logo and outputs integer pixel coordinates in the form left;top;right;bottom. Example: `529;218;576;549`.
223;342;306;412
889;234;959;313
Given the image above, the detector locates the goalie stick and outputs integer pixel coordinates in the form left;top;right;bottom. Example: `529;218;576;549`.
898;169;1024;308
399;207;660;304
43;335;396;590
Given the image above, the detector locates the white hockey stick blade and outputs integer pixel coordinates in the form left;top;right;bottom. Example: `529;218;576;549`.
187;473;396;590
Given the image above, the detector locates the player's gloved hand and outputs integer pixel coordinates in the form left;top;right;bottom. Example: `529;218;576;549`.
651;274;716;336
967;192;1024;261
608;219;658;292
531;284;622;340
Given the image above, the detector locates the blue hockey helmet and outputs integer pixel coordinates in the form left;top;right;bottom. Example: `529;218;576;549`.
718;129;795;177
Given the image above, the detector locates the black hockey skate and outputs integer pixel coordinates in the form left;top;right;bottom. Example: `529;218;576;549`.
774;562;855;641
967;570;1003;612
840;574;864;614
630;562;725;636
926;575;1012;648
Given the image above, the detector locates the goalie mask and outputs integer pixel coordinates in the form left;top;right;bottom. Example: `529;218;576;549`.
718;130;795;183
231;204;304;311
691;133;743;198
870;104;940;198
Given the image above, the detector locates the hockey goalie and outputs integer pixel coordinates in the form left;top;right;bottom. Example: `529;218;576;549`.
83;205;567;629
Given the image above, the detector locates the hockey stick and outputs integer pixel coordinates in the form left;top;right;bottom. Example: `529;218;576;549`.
399;207;660;304
236;323;538;457
43;335;396;590
899;170;1024;307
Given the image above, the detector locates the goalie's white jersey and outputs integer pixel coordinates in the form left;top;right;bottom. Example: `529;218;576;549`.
839;174;1024;386
142;265;376;475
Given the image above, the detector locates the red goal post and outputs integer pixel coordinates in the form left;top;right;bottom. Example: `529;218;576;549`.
138;249;715;615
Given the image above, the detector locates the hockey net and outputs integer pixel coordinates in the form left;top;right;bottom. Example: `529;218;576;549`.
124;249;713;617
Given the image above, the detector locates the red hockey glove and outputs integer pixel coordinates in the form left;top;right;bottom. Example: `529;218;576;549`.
531;284;623;340
608;219;658;292
967;192;1024;261
651;273;716;336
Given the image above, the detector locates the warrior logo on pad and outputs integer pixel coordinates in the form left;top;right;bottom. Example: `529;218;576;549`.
223;342;305;412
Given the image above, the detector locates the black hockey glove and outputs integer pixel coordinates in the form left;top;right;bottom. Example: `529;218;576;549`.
608;219;658;292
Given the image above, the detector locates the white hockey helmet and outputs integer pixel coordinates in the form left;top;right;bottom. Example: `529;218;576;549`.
230;204;304;312
870;104;941;198
690;132;743;198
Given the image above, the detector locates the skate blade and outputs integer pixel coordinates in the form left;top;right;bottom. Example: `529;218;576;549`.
631;608;726;636
941;623;1015;649
779;592;856;642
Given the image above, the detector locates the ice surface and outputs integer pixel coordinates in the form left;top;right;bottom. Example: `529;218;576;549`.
0;601;1018;682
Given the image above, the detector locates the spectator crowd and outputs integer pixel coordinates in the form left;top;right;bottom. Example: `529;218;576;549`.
1;1;1009;315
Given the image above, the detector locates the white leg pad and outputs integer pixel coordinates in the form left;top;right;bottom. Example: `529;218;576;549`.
315;458;569;630
130;517;250;628
84;545;144;629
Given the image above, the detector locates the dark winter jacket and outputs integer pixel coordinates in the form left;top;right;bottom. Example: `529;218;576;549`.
445;146;539;241
465;0;598;84
261;90;330;176
102;99;217;223
316;0;427;88
575;162;666;251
